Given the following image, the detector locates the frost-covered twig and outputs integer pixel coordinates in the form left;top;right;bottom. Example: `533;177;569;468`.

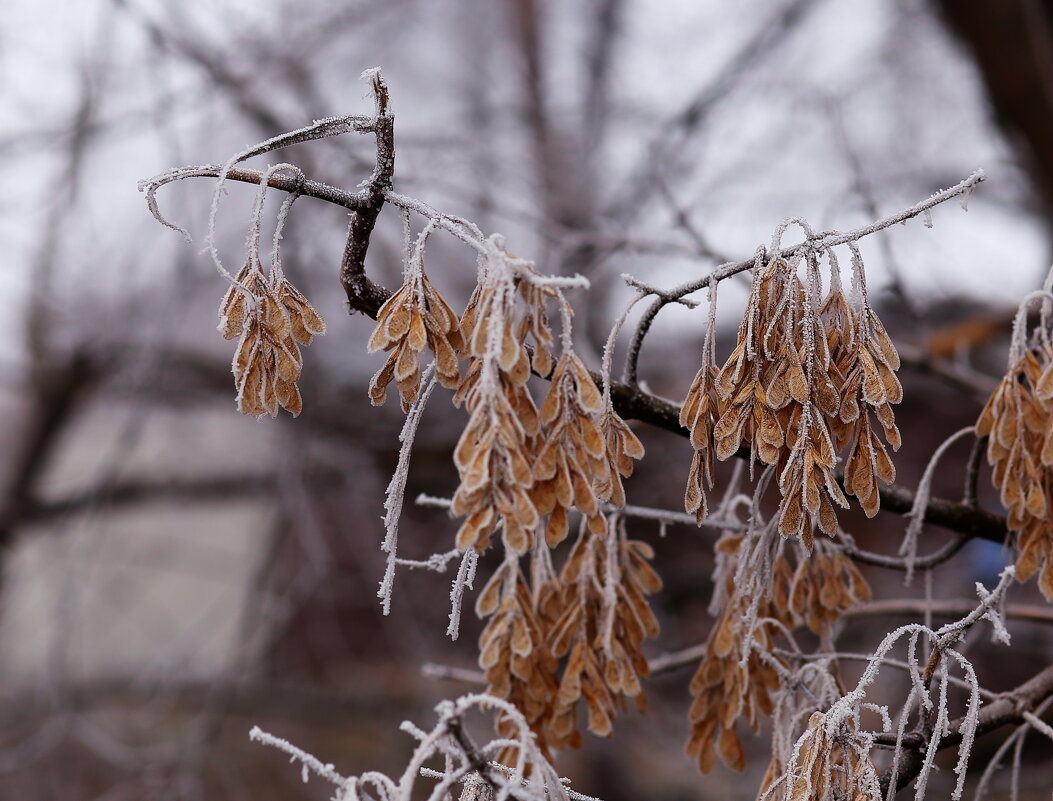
421;664;487;685
415;494;746;533
758;567;1012;801
378;367;438;616
138;164;368;240
623;169;985;386
249;694;576;801
250;725;349;786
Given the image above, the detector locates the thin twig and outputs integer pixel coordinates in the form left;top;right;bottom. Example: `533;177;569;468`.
847;599;1053;626
841;534;970;572
622;170;986;386
140;164;368;211
963;434;988;508
875;662;1053;790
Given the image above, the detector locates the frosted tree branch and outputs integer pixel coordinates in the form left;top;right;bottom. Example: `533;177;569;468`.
622;169;986;386
249;694;577;801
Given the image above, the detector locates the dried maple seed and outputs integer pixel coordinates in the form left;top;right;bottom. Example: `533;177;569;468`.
681;249;900;548
547;523;660;749
220;260;324;418
451;277;544;554
978;341;1053;599
368;271;463;410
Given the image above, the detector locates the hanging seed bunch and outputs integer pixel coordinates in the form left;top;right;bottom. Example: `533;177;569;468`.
686;590;785;773
450;235;639;557
595;408;646;508
591;303;647;512
529;274;643;547
688;520;872;777
682;237;901;550
681;285;720;523
686;530;788;774
475;556;562;759
546;516;661;747
450;242;551;554
212;163;326;418
532;353;609;546
218;258;326;417
977;292;1053;599
829;244;902;519
368;226;464;410
773;538;871;635
761;711;881;801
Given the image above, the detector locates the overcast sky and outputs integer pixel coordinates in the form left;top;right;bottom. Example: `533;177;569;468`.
2;0;1049;367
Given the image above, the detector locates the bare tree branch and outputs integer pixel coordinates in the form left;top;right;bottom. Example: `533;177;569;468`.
339;70;396;318
877;662;1053;793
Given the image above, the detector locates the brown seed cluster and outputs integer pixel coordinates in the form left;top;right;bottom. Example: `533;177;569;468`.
759;711;880;801
368;271;463;410
826;287;902;519
452;282;544;554
977;342;1053;599
681;364;719;522
533;354;610;546
450;270;642;558
548;529;660;745
686;588;782;773
687;532;871;774
476;562;561;757
218;259;326;417
775;541;872;634
451;266;650;754
475;523;661;760
682;254;901;549
367;250;651;756
595;410;646;509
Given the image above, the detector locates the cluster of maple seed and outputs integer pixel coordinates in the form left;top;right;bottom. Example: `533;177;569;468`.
366;245;655;751
367;272;464;410
760;710;880;801
682;250;901;551
686;532;871;774
977;327;1053;599
474;523;661;759
218;259;327;417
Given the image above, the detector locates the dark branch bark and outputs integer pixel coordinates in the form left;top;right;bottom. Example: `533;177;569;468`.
16;471;342;527
932;0;1053;217
606;378;1009;544
848;599;1053;625
145;165;370;210
339;71;396;317
0;353;99;550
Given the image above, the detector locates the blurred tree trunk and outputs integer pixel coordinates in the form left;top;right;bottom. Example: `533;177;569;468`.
933;0;1053;219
